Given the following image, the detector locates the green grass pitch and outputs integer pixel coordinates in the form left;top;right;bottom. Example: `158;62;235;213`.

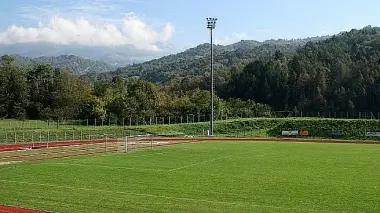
0;141;379;213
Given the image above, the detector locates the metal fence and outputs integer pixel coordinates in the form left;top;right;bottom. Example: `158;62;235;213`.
0;129;144;144
1;111;380;131
273;111;380;119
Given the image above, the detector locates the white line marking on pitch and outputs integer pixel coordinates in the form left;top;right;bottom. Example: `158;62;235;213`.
0;179;332;212
42;162;167;172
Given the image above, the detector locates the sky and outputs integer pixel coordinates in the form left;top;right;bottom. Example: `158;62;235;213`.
0;0;379;54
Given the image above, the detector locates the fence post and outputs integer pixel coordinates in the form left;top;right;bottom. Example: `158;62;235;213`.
125;136;128;153
47;131;50;148
151;136;153;150
81;130;83;141
39;132;42;143
32;133;35;148
14;132;17;144
64;132;67;141
105;135;108;153
243;123;246;137
73;131;75;141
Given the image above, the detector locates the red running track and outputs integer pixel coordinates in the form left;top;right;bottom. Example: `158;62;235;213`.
1;137;379;153
0;139;119;152
0;138;201;152
0;138;197;152
0;205;52;213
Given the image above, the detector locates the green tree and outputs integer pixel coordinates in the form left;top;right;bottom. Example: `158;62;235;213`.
0;55;28;118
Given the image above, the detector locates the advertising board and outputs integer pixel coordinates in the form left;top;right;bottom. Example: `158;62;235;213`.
282;131;299;136
299;130;309;136
365;132;380;137
328;130;343;136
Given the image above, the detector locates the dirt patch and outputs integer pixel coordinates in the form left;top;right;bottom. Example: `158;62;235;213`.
0;205;52;213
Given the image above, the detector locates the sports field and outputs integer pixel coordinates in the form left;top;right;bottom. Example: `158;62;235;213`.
0;141;379;213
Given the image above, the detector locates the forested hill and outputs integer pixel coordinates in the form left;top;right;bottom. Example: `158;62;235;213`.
2;26;380;121
226;26;380;112
5;55;115;75
92;36;329;83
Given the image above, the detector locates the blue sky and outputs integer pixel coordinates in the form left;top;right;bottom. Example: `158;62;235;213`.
0;0;379;53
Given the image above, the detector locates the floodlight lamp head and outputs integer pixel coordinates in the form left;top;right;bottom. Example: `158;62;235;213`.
206;17;217;29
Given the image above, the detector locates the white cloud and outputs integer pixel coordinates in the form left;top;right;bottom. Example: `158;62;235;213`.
0;14;174;51
18;0;142;22
0;0;175;51
215;32;250;45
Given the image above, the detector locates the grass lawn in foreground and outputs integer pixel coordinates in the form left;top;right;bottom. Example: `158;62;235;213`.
0;141;379;213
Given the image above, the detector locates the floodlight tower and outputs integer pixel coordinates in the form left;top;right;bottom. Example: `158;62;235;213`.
207;17;217;136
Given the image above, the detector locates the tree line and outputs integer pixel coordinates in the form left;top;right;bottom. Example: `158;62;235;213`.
0;55;270;121
225;26;380;112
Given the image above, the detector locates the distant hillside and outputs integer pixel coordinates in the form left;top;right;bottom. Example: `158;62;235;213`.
0;43;168;66
225;25;380;112
96;36;329;83
9;55;115;75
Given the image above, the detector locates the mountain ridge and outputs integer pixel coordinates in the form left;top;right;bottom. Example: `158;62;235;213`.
3;54;116;75
1;35;331;77
94;35;331;83
0;43;167;66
